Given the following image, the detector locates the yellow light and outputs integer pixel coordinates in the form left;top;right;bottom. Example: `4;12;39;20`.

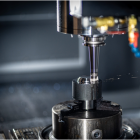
129;32;134;38
100;25;108;32
131;25;135;28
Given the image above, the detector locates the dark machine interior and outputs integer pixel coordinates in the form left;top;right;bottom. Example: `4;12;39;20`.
0;1;140;139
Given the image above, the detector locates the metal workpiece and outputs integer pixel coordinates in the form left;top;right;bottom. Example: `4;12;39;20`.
72;77;102;110
72;78;102;101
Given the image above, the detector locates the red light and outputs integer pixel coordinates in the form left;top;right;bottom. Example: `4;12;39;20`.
134;32;139;48
107;31;126;35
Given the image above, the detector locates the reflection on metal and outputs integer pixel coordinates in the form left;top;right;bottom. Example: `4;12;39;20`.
0;38;86;73
0;14;56;21
70;0;82;18
82;35;107;82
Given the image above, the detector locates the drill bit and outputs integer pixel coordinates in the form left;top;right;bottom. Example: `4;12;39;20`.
88;46;100;83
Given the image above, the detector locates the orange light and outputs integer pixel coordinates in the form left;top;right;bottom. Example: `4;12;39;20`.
129;38;135;44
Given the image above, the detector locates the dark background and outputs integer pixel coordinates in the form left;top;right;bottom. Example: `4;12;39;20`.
0;1;140;131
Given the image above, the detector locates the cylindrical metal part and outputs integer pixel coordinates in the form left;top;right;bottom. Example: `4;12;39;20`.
64;111;122;139
81;100;94;110
82;35;106;84
72;78;102;110
88;46;100;73
88;46;100;82
82;35;107;47
57;0;82;35
72;78;102;100
52;102;122;139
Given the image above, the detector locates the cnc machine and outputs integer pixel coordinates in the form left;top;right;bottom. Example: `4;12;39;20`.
8;1;140;139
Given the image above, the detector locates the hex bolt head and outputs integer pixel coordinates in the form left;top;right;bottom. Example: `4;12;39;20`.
91;129;102;139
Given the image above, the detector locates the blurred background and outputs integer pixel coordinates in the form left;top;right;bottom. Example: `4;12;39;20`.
0;1;140;132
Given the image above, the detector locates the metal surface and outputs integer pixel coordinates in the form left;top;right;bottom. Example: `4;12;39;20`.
82;35;107;83
5;118;140;139
77;76;90;84
57;0;82;35
91;129;102;139
72;78;102;100
82;35;107;47
52;101;122;139
72;78;102;109
39;124;137;139
88;46;100;82
81;100;94;110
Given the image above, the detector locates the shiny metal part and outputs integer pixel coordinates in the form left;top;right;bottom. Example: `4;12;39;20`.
69;0;82;18
72;78;102;110
82;35;107;82
49;131;55;139
73;77;102;101
57;0;83;35
39;124;136;139
82;35;107;47
81;100;94;110
91;129;102;139
51;104;122;139
88;46;100;82
74;76;102;110
77;76;90;84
